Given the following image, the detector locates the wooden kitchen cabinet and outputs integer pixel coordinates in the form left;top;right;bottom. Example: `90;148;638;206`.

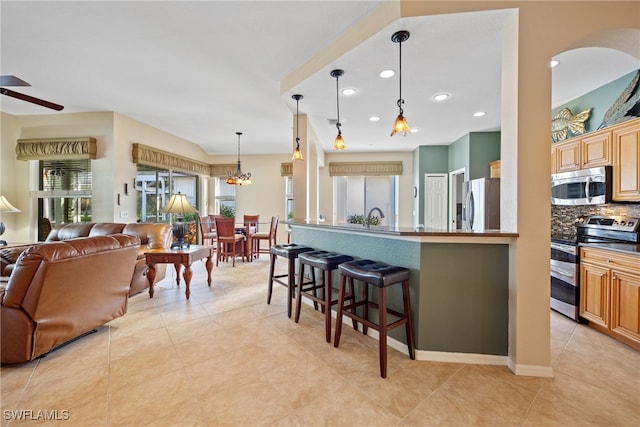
553;128;612;173
581;129;612;168
580;246;640;350
554;139;581;173
612;118;640;201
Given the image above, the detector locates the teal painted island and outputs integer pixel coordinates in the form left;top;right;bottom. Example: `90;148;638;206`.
289;221;518;363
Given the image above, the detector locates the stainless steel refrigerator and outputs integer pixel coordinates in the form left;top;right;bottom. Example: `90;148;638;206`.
462;178;500;231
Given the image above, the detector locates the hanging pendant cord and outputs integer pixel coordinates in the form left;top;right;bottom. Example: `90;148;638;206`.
398;39;404;114
335;74;341;132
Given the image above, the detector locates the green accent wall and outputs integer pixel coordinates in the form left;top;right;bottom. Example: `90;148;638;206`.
552;69;640;137
448;131;501;180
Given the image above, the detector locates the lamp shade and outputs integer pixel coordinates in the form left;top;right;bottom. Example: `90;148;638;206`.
0;195;20;213
160;192;196;214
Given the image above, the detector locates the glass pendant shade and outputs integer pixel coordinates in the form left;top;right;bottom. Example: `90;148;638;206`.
333;133;345;150
391;112;411;136
292;145;303;160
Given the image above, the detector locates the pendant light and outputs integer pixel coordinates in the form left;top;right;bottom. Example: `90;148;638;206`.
330;69;346;150
226;132;252;185
292;94;304;160
390;30;411;137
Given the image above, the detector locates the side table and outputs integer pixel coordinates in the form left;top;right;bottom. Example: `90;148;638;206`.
145;245;214;300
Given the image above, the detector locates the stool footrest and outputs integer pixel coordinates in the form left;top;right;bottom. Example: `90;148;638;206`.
341;301;408;330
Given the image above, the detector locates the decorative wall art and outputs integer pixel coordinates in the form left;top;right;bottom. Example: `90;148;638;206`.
551;107;592;143
597;69;640;129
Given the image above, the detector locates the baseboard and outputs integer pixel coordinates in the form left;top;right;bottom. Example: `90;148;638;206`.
303;301;554;378
507;357;555;378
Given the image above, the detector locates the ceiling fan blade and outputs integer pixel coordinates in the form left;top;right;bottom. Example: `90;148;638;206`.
0;75;31;86
0;87;64;111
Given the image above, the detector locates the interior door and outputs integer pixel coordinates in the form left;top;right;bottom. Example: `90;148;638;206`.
424;174;448;230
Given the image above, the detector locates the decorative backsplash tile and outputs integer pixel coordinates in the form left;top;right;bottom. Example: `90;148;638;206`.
551;203;640;238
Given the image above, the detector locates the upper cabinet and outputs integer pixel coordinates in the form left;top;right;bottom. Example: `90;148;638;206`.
552;127;612;173
612;118;640;202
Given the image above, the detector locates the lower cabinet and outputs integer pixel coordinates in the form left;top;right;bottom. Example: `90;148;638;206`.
580;247;640;350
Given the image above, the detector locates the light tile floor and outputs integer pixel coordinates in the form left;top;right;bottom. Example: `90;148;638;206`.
1;256;639;426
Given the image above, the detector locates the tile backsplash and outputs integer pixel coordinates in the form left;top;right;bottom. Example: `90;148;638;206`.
551;203;640;238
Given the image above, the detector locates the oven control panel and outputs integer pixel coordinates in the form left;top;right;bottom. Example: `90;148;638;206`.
580;216;640;232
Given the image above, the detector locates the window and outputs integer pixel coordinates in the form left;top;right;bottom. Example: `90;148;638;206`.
136;165;198;223
334;175;398;227
285;176;293;221
36;159;92;240
214;177;236;218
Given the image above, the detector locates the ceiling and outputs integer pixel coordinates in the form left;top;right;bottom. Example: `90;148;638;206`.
1;1;639;155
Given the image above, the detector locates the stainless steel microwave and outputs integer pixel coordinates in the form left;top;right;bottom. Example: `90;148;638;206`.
551;166;612;205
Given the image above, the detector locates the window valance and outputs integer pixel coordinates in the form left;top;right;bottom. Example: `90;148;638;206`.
280;162;292;177
210;163;237;177
16;137;97;161
328;161;403;176
132;143;210;176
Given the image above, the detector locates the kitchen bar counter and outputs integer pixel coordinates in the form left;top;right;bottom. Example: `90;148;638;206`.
289;221;518;364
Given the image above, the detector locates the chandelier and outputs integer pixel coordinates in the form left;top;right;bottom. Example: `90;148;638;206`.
226;132;252;185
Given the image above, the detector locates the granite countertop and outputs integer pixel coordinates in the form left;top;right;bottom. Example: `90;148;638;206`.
290;220;519;237
579;242;640;255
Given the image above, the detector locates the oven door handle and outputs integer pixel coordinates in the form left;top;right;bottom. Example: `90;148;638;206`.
551;266;576;279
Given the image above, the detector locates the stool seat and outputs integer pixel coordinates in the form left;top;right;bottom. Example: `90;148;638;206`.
335;259;414;378
271;243;314;259
268;244;314;318
295;250;354;343
298;250;354;270
338;259;410;287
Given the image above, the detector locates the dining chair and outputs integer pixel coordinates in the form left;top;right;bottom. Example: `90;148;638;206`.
243;214;260;259
251;215;278;258
199;215;216;246
214;217;245;267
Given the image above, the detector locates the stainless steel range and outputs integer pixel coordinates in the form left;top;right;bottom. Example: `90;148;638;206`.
550;215;640;321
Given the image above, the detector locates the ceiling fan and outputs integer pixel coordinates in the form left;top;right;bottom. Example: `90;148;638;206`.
0;75;64;111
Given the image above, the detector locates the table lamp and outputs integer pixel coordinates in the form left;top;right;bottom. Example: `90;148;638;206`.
161;192;197;249
0;195;21;246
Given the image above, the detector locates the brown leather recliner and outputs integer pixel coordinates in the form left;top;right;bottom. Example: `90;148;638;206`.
0;222;173;295
0;234;140;364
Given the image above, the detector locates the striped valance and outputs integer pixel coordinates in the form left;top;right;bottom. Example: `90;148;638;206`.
16;137;97;160
132;143;210;176
328;161;403;176
210;163;238;177
280;162;292;177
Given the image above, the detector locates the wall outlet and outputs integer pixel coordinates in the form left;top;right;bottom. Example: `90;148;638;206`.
120;211;128;218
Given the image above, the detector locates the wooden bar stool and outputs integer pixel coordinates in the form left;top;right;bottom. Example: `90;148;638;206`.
295;250;354;343
334;259;415;378
268;243;314;318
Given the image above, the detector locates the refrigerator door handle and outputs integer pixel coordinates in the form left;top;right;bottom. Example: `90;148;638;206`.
464;189;474;230
469;190;475;230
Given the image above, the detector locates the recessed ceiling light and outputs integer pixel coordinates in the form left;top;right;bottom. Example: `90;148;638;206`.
369;116;380;122
379;69;395;78
550;60;559;68
410;128;419;133
342;88;356;96
473;111;486;117
433;93;450;101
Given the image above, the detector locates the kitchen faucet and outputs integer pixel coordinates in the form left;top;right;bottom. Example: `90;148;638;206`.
365;207;385;229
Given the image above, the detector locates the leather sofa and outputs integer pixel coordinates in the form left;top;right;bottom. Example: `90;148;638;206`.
0;222;173;295
1;234;140;364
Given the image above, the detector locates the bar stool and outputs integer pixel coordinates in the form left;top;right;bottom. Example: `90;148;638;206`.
295;250;354;343
334;259;415;378
268;243;314;318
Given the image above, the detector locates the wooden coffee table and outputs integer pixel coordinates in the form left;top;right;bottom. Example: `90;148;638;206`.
145;245;214;300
